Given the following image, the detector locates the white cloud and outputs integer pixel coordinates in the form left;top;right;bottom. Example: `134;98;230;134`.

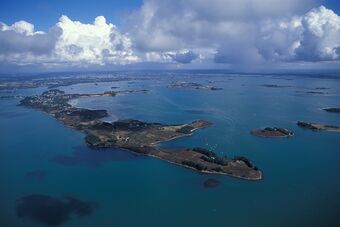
296;6;340;61
256;6;340;62
1;20;37;35
256;16;303;62
0;21;59;65
0;1;340;71
127;0;340;66
145;50;199;64
0;15;138;67
55;15;138;65
127;0;317;52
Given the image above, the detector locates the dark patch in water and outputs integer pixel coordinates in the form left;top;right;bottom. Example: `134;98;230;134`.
306;91;327;95
261;84;292;88
296;90;328;95
16;194;96;226
0;111;26;118
26;170;46;180
0;95;15;99
185;109;212;115
314;87;330;90
203;178;220;188
52;146;143;167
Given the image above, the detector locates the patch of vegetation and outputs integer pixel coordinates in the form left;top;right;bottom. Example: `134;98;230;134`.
85;134;101;146
182;160;207;171
234;156;256;169
192;147;216;158
176;125;194;134
211;167;223;172
200;155;228;166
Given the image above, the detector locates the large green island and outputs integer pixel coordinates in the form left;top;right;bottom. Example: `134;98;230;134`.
19;89;262;180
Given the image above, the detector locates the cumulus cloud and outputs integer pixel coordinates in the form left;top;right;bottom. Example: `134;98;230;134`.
1;20;36;35
0;21;59;65
255;6;340;62
127;0;340;67
0;1;340;71
0;15;138;67
255;17;303;62
127;0;317;51
295;6;340;61
170;50;199;64
55;15;138;65
144;50;198;64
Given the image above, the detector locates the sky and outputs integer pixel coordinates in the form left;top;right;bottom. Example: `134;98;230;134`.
0;0;340;72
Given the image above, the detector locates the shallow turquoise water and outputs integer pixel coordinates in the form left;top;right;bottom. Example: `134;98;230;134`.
1;73;340;227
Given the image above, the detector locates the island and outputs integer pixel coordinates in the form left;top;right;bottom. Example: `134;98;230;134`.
323;107;340;113
168;81;223;91
305;91;327;95
251;127;294;138
19;89;262;180
314;87;329;90
261;84;291;88
297;121;340;132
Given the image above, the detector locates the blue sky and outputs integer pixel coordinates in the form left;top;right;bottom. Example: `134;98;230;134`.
2;0;339;29
0;0;340;72
323;0;340;13
0;0;142;31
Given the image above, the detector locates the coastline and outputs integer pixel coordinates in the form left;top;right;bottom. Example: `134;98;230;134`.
18;89;262;181
147;152;263;181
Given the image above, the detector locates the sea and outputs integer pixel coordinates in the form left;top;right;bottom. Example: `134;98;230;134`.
0;71;340;227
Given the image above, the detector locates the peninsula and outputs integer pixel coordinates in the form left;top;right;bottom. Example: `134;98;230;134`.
323;107;340;113
19;89;262;180
0;75;145;91
297;121;340;132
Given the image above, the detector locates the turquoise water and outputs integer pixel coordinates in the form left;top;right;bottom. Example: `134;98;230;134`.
1;73;340;226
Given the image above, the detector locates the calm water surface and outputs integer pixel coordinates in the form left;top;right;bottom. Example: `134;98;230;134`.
0;73;340;226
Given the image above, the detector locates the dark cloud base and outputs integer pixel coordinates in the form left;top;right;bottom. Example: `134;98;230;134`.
16;194;96;226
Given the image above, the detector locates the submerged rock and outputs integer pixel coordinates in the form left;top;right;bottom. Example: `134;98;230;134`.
16;194;96;226
203;178;220;188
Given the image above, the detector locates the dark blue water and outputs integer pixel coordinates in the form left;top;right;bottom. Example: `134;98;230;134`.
1;73;340;227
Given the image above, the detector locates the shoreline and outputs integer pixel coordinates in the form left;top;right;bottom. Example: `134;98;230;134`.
147;152;262;181
150;124;212;146
19;89;262;181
